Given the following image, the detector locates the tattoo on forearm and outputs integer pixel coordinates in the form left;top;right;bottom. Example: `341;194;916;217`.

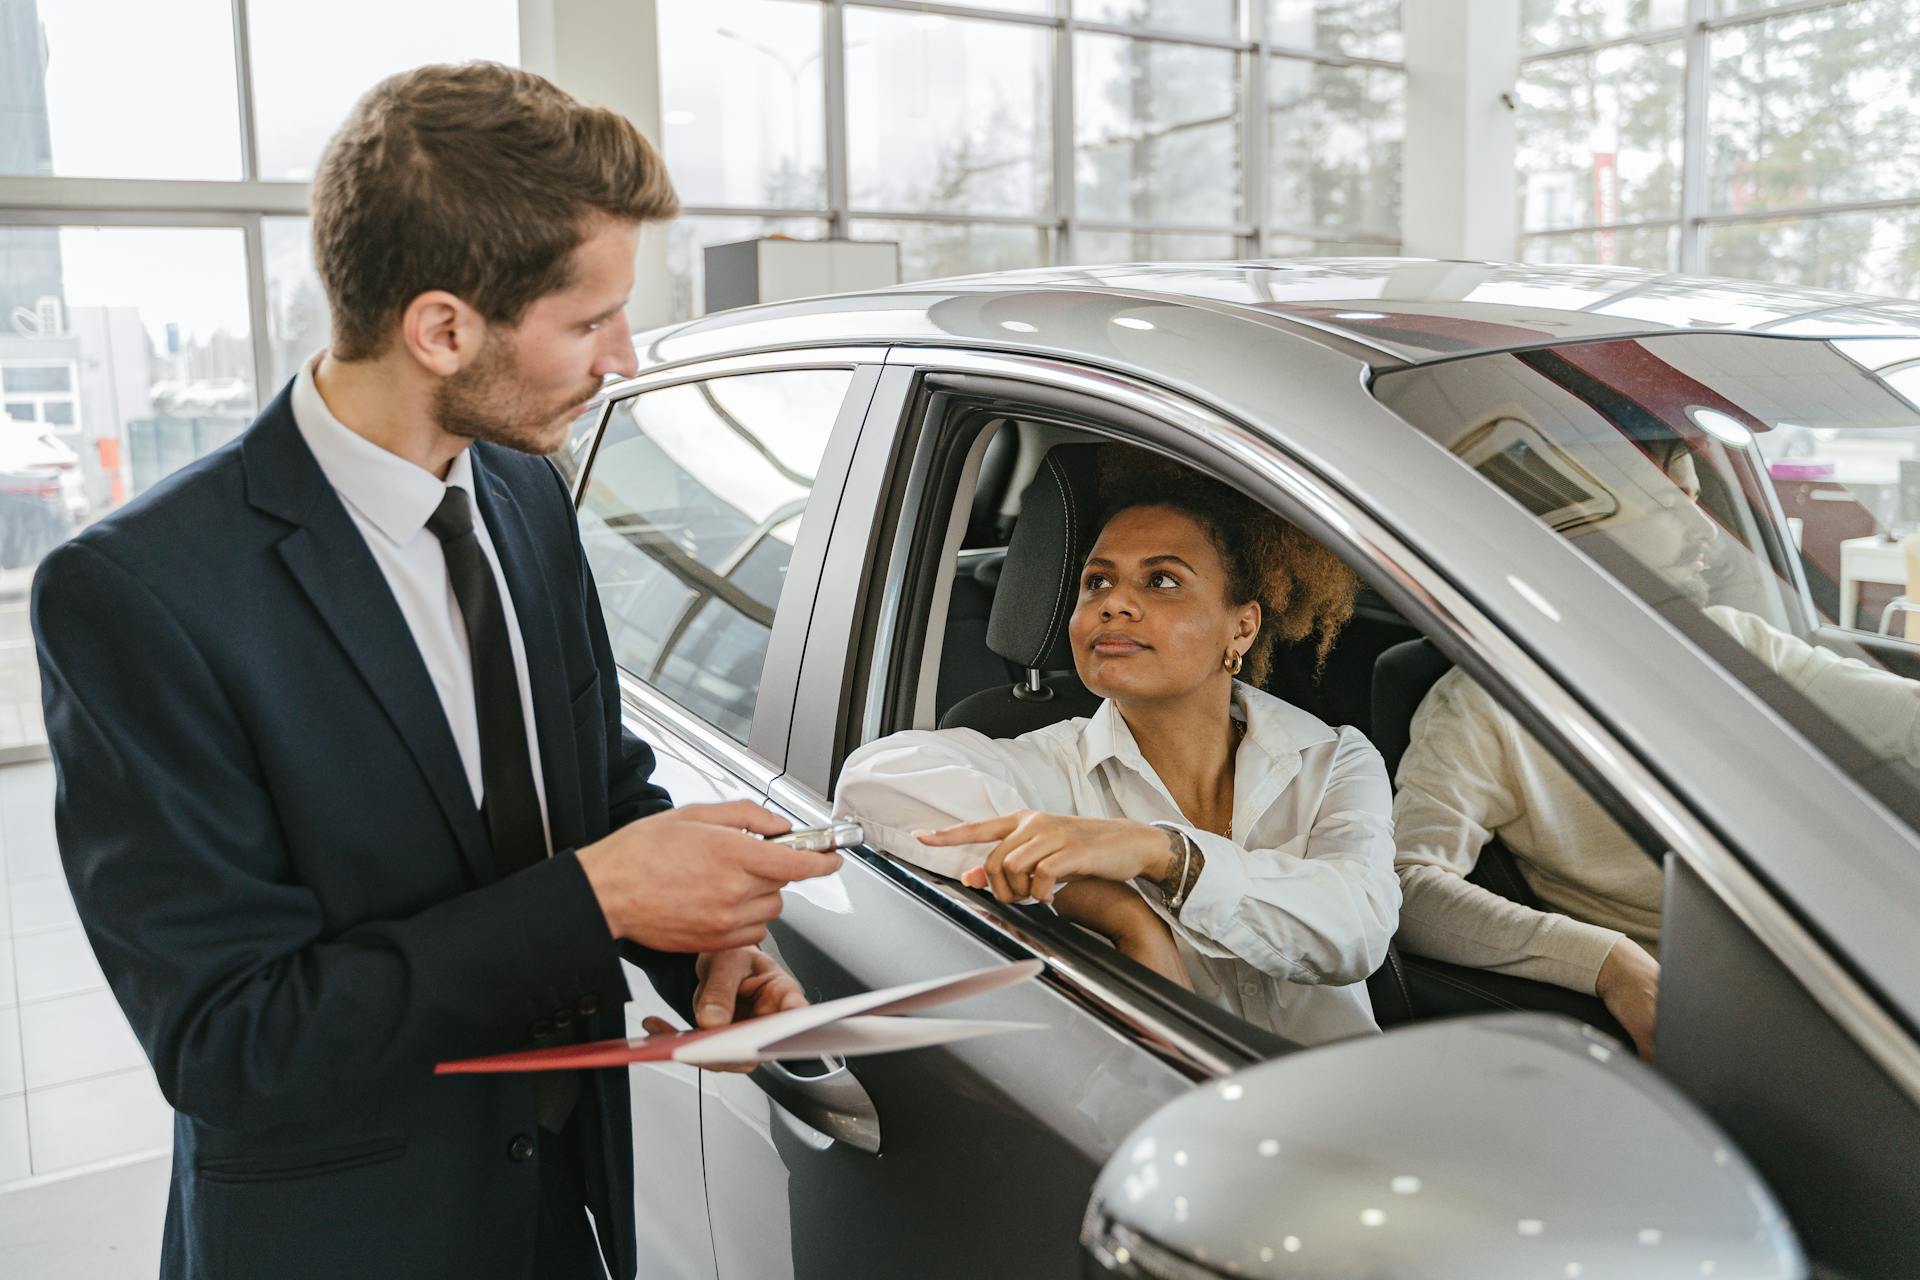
1156;828;1184;896
1155;829;1206;905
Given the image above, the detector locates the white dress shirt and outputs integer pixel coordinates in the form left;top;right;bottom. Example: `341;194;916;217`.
834;684;1399;1046
291;354;551;851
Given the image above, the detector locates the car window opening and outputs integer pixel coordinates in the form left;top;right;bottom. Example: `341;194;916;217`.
831;394;1673;1063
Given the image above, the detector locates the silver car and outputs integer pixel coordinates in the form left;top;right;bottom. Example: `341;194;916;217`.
561;259;1920;1280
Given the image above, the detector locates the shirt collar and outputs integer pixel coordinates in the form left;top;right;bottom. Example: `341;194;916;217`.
1078;682;1337;782
290;351;475;546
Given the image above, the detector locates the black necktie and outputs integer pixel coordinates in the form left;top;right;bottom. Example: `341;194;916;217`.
429;485;580;1132
427;486;545;880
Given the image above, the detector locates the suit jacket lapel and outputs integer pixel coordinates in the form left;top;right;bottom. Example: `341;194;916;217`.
243;395;494;886
470;448;585;852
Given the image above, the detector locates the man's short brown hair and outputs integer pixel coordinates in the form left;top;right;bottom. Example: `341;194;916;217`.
311;61;679;360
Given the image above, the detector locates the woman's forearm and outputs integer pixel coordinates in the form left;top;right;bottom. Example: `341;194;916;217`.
1053;880;1193;989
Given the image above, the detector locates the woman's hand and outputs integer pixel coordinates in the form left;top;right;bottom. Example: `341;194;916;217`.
917;811;1175;903
1594;936;1660;1059
1052;881;1193;991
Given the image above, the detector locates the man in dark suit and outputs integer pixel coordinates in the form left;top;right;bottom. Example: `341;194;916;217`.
30;63;837;1279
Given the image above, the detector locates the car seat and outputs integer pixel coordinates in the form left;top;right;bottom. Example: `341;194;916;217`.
939;445;1105;736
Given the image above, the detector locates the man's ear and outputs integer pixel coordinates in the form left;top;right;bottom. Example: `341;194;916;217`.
398;290;486;379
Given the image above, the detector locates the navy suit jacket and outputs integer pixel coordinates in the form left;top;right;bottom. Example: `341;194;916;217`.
32;385;693;1279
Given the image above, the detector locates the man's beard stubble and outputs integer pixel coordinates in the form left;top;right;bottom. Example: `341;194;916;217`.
433;335;599;457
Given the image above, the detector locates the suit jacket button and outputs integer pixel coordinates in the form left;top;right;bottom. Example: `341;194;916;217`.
553;1008;574;1029
530;1019;553;1041
509;1134;536;1162
577;995;600;1017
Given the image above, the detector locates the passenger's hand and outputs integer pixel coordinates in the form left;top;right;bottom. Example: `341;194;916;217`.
578;802;840;952
918;811;1173;903
641;947;808;1075
1595;936;1660;1059
1053;881;1193;991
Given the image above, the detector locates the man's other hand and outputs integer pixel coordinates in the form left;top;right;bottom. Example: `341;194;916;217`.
640;946;807;1075
578;802;840;952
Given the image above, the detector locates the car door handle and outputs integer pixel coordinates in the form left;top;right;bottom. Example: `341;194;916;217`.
748;1057;882;1155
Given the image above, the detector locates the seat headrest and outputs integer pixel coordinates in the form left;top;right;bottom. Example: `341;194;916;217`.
986;444;1106;672
1370;637;1454;779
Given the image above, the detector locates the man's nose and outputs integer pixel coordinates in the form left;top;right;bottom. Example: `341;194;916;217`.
595;312;638;380
1684;502;1719;544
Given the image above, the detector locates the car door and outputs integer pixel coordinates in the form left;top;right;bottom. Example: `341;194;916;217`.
572;353;883;1280
696;363;1279;1280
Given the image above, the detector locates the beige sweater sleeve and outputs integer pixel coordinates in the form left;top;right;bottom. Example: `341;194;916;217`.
1391;672;1623;994
1710;606;1920;769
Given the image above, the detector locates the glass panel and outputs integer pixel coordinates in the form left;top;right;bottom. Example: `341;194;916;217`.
665;216;834;323
1265;235;1401;256
1702;209;1920;299
246;0;519;181
1375;334;1920;831
1072;230;1239;264
918;0;1051;10
262;217;332;394
1267;0;1404;61
578;370;854;741
1707;0;1920;214
1517;40;1685;234
659;0;828;209
551;406;605;493
8;0;241;179
1268;58;1404;235
1519;224;1680;270
1520;0;1687;53
0;225;256;752
1076;0;1240;38
845;9;1052;217
847;221;1053;283
1075;35;1242;226
1;366;72;394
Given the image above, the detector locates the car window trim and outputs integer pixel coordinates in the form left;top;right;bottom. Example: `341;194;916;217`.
864;348;1920;1113
620;675;779;798
767;774;1265;1082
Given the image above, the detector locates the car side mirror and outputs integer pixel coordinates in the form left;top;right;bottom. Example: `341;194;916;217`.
1081;1014;1805;1280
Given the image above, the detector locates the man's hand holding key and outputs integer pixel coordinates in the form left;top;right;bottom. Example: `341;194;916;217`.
578;801;842;953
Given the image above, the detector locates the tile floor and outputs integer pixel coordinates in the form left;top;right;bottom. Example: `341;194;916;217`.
0;759;175;1191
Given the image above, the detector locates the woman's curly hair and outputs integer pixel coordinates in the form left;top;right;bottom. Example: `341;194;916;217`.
1095;448;1360;685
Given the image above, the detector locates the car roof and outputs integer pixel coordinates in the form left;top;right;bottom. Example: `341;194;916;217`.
626;257;1920;386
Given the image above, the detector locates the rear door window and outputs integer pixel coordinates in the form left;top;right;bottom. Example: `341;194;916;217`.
579;368;855;742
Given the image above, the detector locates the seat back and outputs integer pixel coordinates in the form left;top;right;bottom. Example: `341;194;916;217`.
941;445;1106;736
1370;636;1542;910
1369;636;1454;780
934;551;1019;717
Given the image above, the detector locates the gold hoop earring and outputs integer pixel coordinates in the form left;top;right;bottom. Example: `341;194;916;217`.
1224;650;1242;676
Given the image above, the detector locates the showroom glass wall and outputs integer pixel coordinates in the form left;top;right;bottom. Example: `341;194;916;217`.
1516;0;1920;295
658;0;1407;321
0;0;518;753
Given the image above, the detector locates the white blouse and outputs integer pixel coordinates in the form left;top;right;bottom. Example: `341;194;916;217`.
832;684;1399;1046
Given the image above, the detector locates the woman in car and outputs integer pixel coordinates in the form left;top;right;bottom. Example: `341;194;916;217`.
1394;431;1920;1059
834;455;1400;1046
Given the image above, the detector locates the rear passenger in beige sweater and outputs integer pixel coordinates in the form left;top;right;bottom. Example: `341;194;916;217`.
1393;448;1920;1057
1395;608;1920;1058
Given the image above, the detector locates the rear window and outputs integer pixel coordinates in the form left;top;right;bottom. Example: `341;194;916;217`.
1373;332;1920;827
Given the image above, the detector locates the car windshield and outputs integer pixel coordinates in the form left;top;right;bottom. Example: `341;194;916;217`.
1373;332;1920;830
